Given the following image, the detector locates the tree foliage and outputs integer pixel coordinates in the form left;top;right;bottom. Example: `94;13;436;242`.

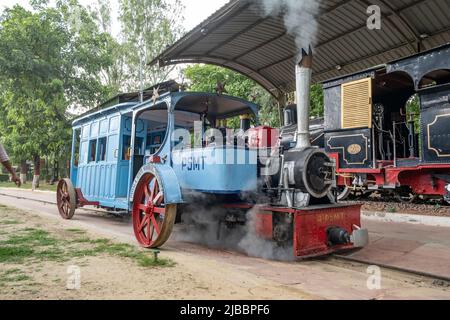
119;0;184;90
0;0;185;181
184;64;280;128
183;64;325;128
0;0;116;170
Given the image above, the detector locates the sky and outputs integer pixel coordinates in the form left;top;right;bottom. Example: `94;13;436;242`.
0;0;230;34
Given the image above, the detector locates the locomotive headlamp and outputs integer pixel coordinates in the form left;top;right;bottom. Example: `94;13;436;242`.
446;184;450;192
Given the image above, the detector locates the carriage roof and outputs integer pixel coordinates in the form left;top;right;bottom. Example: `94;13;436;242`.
72;91;259;128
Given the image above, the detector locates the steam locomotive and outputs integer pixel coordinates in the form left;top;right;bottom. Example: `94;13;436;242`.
60;49;368;259
278;44;450;204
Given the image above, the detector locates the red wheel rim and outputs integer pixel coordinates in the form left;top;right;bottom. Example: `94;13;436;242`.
132;173;167;247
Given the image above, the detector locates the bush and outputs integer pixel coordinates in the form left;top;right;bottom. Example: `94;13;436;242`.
0;174;9;182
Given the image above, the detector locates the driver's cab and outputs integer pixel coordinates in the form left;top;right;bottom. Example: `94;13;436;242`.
131;92;260;194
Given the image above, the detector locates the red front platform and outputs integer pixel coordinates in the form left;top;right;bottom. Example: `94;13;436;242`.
249;204;363;259
293;205;361;258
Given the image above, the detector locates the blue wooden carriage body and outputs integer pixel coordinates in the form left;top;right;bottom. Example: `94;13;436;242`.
70;91;260;211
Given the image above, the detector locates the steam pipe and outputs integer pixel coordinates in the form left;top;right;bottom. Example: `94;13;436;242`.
295;47;313;149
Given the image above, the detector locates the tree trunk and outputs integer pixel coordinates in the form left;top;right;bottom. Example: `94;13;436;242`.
52;158;59;183
45;158;49;183
32;155;41;190
20;160;27;185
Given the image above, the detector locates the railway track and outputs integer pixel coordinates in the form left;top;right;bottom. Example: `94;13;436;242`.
0;190;449;284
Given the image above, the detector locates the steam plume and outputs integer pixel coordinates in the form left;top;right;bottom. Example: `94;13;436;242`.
174;194;293;261
261;0;321;53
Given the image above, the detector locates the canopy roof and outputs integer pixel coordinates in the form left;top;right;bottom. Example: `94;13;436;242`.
150;0;450;99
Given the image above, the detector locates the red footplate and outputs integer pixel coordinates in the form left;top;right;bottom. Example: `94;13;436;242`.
251;204;363;259
294;205;362;258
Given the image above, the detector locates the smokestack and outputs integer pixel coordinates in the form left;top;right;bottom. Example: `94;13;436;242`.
295;47;313;149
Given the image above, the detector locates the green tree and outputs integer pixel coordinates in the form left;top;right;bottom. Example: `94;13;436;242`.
119;0;184;91
310;84;324;119
0;1;116;185
90;0;127;96
184;64;280;128
183;64;325;128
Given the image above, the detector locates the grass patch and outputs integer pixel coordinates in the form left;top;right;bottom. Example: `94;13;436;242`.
0;181;57;192
0;269;33;287
0;220;20;225
0;246;35;263
2;229;58;247
0;204;175;269
137;256;175;268
65;228;86;234
66;238;175;268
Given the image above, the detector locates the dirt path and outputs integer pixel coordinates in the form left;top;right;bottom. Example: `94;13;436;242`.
0;204;316;300
0;189;449;300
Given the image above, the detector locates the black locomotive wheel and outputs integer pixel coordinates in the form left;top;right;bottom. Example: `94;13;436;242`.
56;179;77;220
395;192;418;204
337;186;351;201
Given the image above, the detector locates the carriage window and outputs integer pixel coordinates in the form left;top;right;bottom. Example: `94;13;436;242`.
122;135;144;160
89;140;97;163
98;137;107;162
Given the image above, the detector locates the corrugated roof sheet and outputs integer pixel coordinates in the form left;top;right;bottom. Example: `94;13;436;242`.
150;0;450;99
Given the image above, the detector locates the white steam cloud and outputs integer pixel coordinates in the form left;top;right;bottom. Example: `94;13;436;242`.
173;194;293;261
261;0;321;53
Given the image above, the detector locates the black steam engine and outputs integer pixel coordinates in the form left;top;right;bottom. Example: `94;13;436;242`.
316;44;450;203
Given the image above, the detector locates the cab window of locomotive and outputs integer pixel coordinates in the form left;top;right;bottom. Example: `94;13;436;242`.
406;94;422;156
174;110;202;148
139;107;168;155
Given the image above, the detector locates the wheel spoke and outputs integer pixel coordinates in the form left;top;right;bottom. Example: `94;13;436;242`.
150;215;161;236
144;182;151;199
146;218;151;242
137;204;148;212
153;207;165;214
63;203;69;215
153;192;163;205
151;180;158;200
139;215;149;231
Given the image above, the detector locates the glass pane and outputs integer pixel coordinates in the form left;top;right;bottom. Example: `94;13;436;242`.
89;140;97;162
98;137;107;162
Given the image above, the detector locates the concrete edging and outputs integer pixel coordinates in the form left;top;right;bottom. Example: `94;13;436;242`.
362;211;450;228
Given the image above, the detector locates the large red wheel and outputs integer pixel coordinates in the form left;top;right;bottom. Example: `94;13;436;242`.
132;171;176;248
56;179;77;220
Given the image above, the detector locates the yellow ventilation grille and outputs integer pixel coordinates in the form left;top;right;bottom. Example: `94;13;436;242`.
341;78;372;129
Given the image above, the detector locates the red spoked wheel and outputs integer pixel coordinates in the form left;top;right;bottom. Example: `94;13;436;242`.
132;171;176;248
56;179;77;220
